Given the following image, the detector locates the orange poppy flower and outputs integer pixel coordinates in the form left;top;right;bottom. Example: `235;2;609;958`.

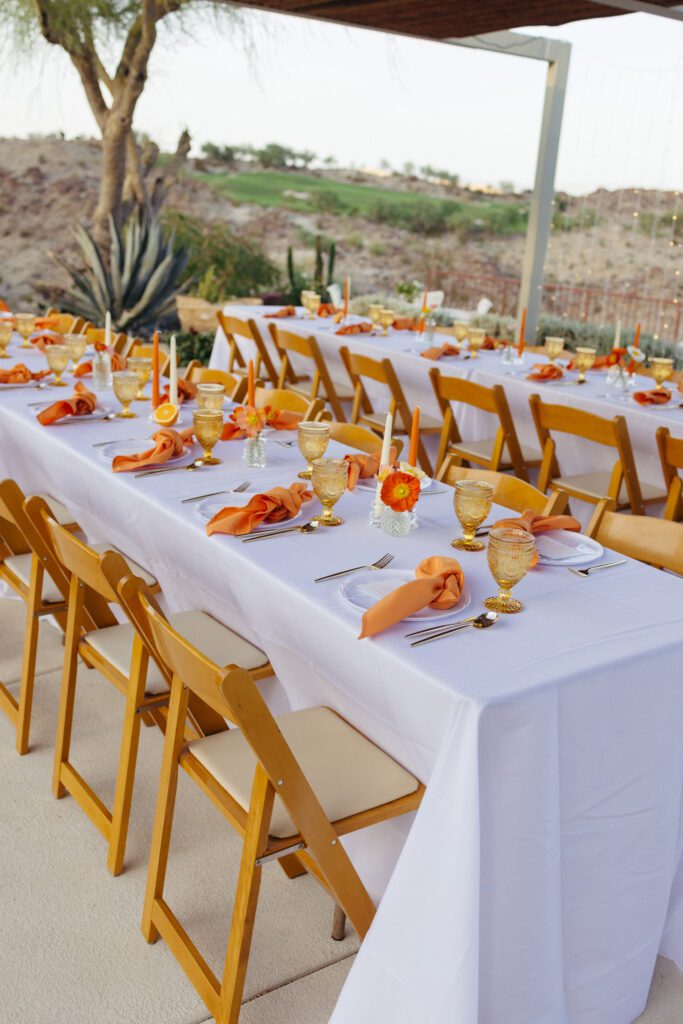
232;405;267;438
381;471;421;512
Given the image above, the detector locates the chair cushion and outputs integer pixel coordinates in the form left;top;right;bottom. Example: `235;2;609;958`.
84;610;269;696
451;437;541;465
188;706;420;839
36;494;76;526
3;553;63;604
89;544;158;587
554;472;665;504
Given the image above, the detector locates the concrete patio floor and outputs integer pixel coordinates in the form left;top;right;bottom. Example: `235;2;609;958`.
0;596;681;1024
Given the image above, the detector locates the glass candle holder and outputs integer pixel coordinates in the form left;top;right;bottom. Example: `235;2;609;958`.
484;527;536;614
574;346;596;383
112;370;139;417
242;433;267;468
196;382;225;410
63;333;87;371
545;336;565;364
126;356;153;400
15;313;35;349
45;344;70;387
381;507;412;537
452;479;494;551
193;409;223;465
311;458;348;526
297;421;329;479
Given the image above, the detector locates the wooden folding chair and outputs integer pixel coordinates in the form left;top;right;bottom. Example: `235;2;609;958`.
51;313;89;334
27;504;272;876
85;327;129;354
586;498;683;573
0;482;77;754
129;342;171;376
528;393;664;516
185;366;248;403
269;324;354;422
339;346;440;474
254;387;328;422
429;368;540;482
131;587;424;1024
327;422;403;459
656;427;683;521
436;462;568;516
216;312;280;387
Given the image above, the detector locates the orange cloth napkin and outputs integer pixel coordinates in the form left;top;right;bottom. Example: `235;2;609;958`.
493;509;581;568
36;382;97;425
0;363;51;385
359;556;465;639
206;482;312;537
31;331;62;351
0;300;10;313
112;427;194;472
221;407;302;440
343;446;397;490
526;363;563;382
565;355;613;372
156;378;196;406
482;336;498;350
335;321;373;336
633;388;672;405
264;306;296;318
391;317;419;331
74;352;127;377
317;303;338;317
420;343;460;361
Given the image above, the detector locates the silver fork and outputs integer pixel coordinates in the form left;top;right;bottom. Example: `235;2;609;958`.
568;559;627;577
314;552;394;583
181;482;250;504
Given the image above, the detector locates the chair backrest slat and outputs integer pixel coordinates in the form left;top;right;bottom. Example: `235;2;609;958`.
327;422;403;458
587;500;683;574
657;426;683;521
437;462;567;515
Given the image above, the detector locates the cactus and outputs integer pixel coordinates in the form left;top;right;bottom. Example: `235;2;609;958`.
286;236;337;304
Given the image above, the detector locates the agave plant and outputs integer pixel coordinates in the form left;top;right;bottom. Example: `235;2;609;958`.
52;212;190;333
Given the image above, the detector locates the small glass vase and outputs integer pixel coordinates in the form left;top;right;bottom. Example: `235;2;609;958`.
242;433;267;468
380;507;412;537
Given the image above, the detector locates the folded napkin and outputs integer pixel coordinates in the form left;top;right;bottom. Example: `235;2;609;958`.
112;427;194;472
565;354;613;372
156;378;197;405
221;406;302;440
391;317;420;331
420;343;460;361
335;321;373;336
206;482;312;537
343;446;397;490
0;300;10;313
264;306;296;318
526;363;563;382
74;352;127;377
37;382;97;425
317;303;338;317
633;388;672;406
482;336;498;350
0;363;51;385
31;331;63;351
493;509;581;567
359;556;465;639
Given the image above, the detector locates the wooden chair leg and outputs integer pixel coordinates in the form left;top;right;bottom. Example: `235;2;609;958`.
217;765;275;1024
331;904;347;941
142;680;189;943
15;602;41;756
52;578;83;799
278;852;307;879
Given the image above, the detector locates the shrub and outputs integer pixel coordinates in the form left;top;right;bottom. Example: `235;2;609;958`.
173;331;216;367
368;241;386;256
470;312;665;355
201;142;236;165
313;190;347;215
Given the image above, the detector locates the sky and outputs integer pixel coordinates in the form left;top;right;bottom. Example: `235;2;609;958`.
3;6;683;195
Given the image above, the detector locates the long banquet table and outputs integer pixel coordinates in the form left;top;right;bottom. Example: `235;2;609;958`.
211;305;683;498
2;342;683;1024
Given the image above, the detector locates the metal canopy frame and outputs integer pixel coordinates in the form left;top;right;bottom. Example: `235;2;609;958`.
448;31;571;342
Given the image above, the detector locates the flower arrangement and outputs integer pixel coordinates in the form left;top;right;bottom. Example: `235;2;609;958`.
230;405;267;438
380;471;421;513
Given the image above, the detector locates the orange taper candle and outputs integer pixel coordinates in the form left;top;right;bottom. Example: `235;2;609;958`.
247;358;255;407
343;277;350;319
517;307;527;358
408;406;420;466
633;322;641;350
151;330;160;407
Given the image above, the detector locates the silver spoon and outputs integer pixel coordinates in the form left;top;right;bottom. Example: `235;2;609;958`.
134;459;205;478
410;611;499;647
241;520;321;542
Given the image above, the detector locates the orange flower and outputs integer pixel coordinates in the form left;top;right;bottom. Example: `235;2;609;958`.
381;471;420;512
231;405;267;438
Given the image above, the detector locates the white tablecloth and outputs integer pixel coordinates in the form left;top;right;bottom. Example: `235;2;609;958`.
2;342;683;1024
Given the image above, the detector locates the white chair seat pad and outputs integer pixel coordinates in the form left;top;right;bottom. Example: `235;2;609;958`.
189;706;420;840
89;544;158;587
36;494;76;526
453;437;541;464
554;472;664;504
84;610;268;696
4;553;63;604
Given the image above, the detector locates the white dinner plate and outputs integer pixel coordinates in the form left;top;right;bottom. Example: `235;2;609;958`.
147;410;187;426
97;438;191;466
355;474;435;493
0;380;39;389
535;530;603;567
340;569;471;623
195;496;303;531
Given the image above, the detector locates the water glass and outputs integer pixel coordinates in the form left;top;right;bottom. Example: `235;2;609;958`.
484;528;536;614
64;333;87;371
193;409;223;465
196;382;225;410
545;336;565;364
297;421;329;479
0;321;13;358
311;458;348;526
45;344;70;387
379;308;395;336
126;356;153;400
112;370;139;417
651;357;674;389
468;328;486;358
15;313;36;349
574;346;596;383
452;479;494;551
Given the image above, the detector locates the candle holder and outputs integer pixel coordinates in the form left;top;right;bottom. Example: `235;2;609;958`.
380;507;412;537
242;433;267;468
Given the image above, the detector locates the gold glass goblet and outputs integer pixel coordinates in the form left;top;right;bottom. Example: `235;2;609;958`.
196;382;225;410
379;308;395;336
308;293;322;318
126;356;153;400
650;357;674;390
0;321;13;358
452;479;494;551
112;370;139;418
311;458;348;526
297;421;330;479
484;527;536;614
45;344;70;387
193;409;224;465
368;303;383;332
64;333;87;372
301;291;315;318
574;346;596;384
545;336;565;364
468;328;486;358
453;322;469;345
15;313;36;349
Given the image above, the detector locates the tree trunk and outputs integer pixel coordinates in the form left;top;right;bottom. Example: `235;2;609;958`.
93;116;130;249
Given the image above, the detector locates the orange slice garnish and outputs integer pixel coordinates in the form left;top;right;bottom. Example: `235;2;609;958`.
154;402;179;427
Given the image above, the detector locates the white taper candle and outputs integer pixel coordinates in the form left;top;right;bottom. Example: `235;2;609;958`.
105;310;111;349
169;334;178;407
374;411;393;515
